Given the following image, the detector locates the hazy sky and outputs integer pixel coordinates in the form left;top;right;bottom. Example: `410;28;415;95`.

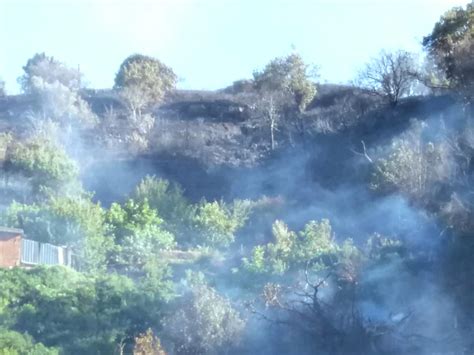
0;0;471;93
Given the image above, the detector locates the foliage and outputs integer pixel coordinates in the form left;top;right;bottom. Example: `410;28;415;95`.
371;126;453;202
423;2;474;99
132;176;196;242
114;54;177;117
243;245;266;274
19;53;81;93
163;282;245;355
132;177;253;249
133;328;167;355
3;6;474;353
253;53;317;112
18;53;96;127
2;195;112;271
138;258;174;302
294;219;336;260
30;78;97;126
243;219;338;275
0;267;168;354
193;199;252;248
107;199;175;270
0;329;58;355
4;136;78;194
355;50;417;105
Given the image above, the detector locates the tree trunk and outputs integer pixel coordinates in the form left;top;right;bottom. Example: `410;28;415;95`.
270;118;275;150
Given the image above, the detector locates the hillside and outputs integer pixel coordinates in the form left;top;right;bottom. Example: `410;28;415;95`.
1;3;474;351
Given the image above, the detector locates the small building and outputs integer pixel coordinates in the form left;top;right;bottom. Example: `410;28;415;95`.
0;227;23;267
0;227;73;268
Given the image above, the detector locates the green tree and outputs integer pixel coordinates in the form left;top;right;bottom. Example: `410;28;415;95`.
31;80;97;126
18;53;96;127
2;195;113;271
4;136;79;195
132;176;196;242
254;53;317;112
193;199;251;249
114;54;177;119
423;3;474;99
19;53;81;93
107;199;175;270
0;267;168;354
0;329;58;355
1;267;173;353
243;219;338;275
253;53;317;148
294;219;336;261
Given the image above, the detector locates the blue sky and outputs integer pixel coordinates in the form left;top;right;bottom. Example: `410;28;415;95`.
0;0;470;93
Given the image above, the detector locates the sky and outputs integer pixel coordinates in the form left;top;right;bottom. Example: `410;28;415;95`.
0;0;471;94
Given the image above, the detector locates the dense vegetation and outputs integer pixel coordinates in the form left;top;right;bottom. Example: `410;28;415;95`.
0;2;474;354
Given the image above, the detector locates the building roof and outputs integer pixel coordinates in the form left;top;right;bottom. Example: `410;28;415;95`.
0;227;24;239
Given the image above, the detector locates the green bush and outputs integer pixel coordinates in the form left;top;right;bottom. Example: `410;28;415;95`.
4;137;78;194
371;135;452;202
0;329;58;355
133;176;196;242
0;267;168;354
107;198;175;271
193;199;252;249
243;219;338;275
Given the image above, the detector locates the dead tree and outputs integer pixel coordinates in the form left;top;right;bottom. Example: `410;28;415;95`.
246;262;413;354
355;50;418;106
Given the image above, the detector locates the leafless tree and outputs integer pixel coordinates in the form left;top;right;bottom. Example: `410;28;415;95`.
257;93;282;150
355;50;418;106
245;261;430;355
119;85;150;121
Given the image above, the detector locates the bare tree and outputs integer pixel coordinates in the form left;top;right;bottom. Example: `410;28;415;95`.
256;93;283;151
253;53;318;150
119;85;150;121
355;50;418;106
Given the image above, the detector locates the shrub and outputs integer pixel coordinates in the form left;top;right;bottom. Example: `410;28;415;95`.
132;176;196;241
163;283;245;354
243;219;338;275
0;329;58;355
4;137;78;193
193;199;252;249
107;199;175;271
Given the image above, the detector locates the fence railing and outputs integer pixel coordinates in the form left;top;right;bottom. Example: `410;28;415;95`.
20;239;70;266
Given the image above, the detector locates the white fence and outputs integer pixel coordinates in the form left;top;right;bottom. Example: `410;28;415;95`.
20;239;71;266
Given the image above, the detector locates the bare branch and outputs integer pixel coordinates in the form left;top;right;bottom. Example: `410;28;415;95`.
351;140;374;163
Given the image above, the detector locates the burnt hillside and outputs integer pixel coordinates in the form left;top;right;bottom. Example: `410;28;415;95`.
0;86;463;204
